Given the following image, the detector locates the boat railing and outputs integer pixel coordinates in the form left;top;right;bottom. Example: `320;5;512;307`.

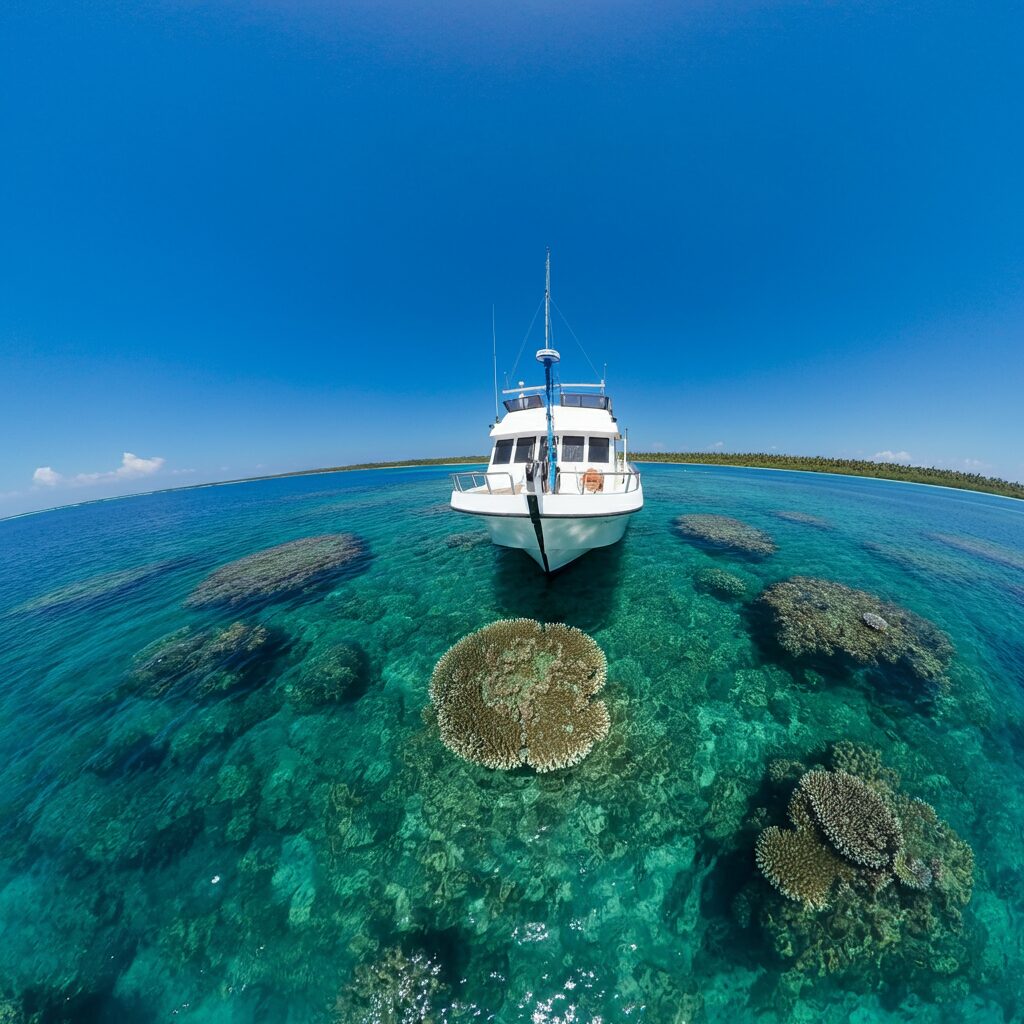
450;471;517;494
558;468;642;494
451;467;641;496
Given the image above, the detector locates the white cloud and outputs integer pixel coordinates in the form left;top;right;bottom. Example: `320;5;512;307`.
709;441;726;451
32;466;62;486
119;452;164;477
32;452;166;489
873;450;912;463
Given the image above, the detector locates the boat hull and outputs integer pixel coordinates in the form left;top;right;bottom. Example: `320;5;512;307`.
483;511;633;571
450;483;643;571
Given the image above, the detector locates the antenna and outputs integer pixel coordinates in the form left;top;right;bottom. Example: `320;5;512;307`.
492;305;499;419
544;246;551;350
535;248;561;494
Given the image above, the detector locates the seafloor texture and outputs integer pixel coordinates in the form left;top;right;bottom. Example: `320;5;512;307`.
0;464;1022;1023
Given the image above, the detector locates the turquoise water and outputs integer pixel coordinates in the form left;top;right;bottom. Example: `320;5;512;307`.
1;464;1022;1023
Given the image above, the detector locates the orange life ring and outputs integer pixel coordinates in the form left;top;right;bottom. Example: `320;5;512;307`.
582;467;604;493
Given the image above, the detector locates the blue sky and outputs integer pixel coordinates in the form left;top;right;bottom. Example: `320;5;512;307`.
2;1;1022;516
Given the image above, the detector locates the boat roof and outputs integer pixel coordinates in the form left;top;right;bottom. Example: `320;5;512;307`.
490;403;620;440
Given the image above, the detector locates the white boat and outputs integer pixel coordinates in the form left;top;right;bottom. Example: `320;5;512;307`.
450;252;644;572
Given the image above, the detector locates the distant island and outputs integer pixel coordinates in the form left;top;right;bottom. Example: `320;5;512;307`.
237;453;1023;501
631;452;1024;500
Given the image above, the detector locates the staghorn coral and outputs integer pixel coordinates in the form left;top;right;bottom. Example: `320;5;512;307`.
284;641;369;711
694;566;747;599
759;576;954;686
674;514;777;556
126;621;274;699
428;619;610;773
185;533;366;609
799;769;903;869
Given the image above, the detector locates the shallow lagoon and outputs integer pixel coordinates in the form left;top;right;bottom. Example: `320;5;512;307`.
0;463;1022;1023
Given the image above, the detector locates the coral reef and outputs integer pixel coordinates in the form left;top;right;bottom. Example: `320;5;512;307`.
334;946;456;1023
283;642;369;710
755;812;846;910
428;618;610;772
926;532;1024;572
694;566;748;599
748;745;975;995
12;560;177;615
772;511;832;530
674;514;777;556
759;576;954;686
185;534;366;609
799;770;902;869
126;621;274;699
444;531;489;551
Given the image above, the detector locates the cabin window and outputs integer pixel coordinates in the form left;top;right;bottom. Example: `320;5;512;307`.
539;436;549;460
514;437;536;463
561;393;611;411
562;435;585;461
504;395;543;412
492;439;513;465
588;437;610;463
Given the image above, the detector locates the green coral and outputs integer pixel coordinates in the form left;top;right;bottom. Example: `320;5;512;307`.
185;533;366;609
429;619;611;772
284;642;369;710
759;576;954;687
694;566;747;599
126;621;274;699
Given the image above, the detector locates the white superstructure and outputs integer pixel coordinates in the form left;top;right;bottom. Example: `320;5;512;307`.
450;252;643;572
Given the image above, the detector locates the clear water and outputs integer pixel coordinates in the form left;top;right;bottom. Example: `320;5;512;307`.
0;464;1022;1023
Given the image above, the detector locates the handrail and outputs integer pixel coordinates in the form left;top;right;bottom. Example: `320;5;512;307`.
556;468;642;494
450;471;515;494
451;468;641;495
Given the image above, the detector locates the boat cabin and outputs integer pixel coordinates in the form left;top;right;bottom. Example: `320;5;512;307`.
486;389;630;495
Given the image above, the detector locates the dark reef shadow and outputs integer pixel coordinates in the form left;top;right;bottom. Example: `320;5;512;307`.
691;771;807;973
490;541;624;633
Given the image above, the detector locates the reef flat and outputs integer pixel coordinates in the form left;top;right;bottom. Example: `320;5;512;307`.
0;462;1021;1024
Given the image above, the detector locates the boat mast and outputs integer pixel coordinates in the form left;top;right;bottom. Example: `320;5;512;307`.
544;248;551;349
536;247;559;494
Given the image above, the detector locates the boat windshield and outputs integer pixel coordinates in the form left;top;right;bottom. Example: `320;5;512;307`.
561;393;611;411
504;395;544;412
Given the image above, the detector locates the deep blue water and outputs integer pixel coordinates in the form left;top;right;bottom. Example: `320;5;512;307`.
0;464;1022;1023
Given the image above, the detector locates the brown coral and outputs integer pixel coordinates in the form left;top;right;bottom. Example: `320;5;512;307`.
755;824;845;910
799;769;903;869
429;619;610;773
